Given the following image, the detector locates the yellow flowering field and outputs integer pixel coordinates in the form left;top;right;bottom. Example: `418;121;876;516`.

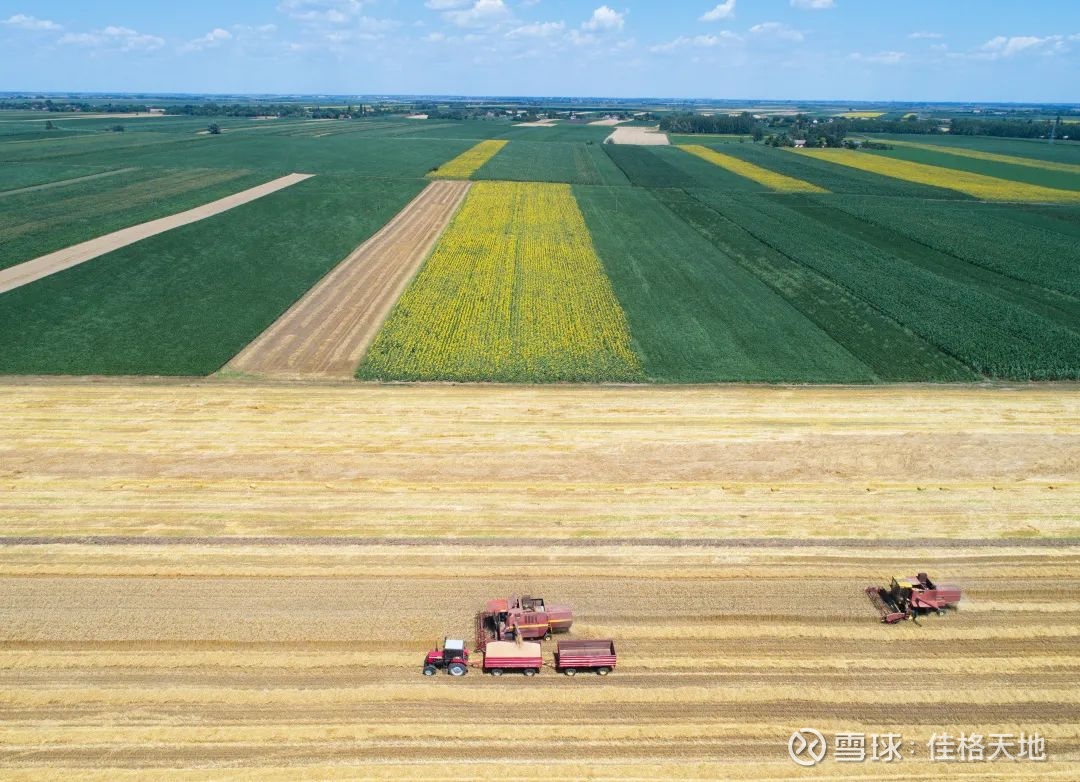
427;139;508;179
678;144;828;193
871;138;1080;175
837;111;885;118
798;148;1080;202
358;181;642;382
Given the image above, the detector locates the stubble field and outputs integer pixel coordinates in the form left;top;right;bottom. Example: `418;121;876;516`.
1;381;1077;779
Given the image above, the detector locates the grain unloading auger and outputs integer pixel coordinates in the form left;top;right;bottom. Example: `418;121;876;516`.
475;595;573;650
867;573;961;624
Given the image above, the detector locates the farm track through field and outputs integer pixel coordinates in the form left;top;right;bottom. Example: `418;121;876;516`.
0;167;137;198
226;180;470;378
0;173;314;295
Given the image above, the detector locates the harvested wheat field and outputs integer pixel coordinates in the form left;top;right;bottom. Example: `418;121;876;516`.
227;180;470;378
605;125;670;145
1;381;1078;779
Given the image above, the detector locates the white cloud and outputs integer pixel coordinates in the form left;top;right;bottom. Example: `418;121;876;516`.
850;50;906;64
909;31;943;39
183;27;233;52
424;0;470;9
749;22;803;42
582;6;625;32
58;26;165;52
444;0;510;28
791;0;834;9
506;21;565;39
700;1;735;22
2;14;62;31
651;31;739;54
277;0;367;24
978;34;1067;58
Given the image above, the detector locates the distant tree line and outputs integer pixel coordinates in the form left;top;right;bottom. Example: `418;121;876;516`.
0;99;149;113
950;117;1064;139
660;112;756;134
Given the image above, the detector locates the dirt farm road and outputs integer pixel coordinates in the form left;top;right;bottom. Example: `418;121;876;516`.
0;174;314;295
227;180;470;378
0;381;1077;779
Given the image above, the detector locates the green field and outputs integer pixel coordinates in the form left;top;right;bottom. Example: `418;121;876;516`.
0;175;423;375
1;111;1078;381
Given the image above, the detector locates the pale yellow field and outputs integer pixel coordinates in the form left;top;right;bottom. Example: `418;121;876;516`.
870;138;1080;175
680;144;828;193
427;139;507;179
1;381;1077;779
796;148;1080;202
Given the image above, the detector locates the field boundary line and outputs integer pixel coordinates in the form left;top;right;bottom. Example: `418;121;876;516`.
3;536;1072;548
0;173;314;295
0;167;138;199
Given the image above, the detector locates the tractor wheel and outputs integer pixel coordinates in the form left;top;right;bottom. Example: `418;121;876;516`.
489;668;503;677
596;667;611;676
447;662;467;677
422;666;437;676
544;632;552;641
564;668;577;677
523;668;537;677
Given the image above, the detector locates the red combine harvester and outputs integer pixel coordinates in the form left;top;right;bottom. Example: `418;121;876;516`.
422;638;469;676
867;573;962;624
555;639;617;676
475;595;573;650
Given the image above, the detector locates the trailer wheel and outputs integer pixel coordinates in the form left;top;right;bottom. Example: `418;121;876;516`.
523;668;537;677
564;668;576;677
596;667;611;676
447;662;467;677
422;666;437;676
489;668;503;677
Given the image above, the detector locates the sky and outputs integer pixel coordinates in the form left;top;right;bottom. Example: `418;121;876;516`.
1;1;1078;102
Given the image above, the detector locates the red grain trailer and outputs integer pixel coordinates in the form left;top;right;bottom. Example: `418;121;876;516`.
555;639;617;676
482;640;543;676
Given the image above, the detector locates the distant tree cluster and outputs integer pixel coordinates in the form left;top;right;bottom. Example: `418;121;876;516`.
0;99;149;113
660;112;756;135
950;117;1063;139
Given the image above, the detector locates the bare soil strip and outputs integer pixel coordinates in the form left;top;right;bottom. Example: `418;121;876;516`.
605;125;671;145
0;173;314;295
0;167;137;199
226;180;470;378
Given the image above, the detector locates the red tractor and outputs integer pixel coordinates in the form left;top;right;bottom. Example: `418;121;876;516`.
422;638;469;676
867;573;962;624
475;595;573;650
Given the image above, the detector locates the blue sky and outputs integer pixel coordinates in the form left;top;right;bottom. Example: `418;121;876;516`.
1;1;1077;101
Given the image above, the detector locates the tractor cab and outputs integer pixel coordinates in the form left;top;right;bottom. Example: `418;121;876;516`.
423;638;469;677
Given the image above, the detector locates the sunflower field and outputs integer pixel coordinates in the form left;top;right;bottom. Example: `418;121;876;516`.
358;181;643;382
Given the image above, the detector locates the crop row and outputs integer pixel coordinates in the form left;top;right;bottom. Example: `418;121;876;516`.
358;182;642;382
691;191;1080;379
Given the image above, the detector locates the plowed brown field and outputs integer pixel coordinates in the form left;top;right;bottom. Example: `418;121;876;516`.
1;381;1077;779
226;180;470;378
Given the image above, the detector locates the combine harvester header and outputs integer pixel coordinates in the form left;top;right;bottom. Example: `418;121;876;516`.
867;572;961;624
